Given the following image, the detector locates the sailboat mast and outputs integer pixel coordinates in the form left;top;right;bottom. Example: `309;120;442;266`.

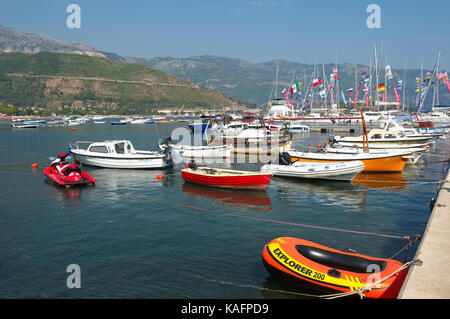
374;45;379;111
402;68;406;111
322;63;327;109
275;64;279;98
436;51;441;107
419;59;424;111
384;57;388;109
336;57;340;109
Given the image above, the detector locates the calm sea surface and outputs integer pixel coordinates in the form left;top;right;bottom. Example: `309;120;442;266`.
0;122;449;298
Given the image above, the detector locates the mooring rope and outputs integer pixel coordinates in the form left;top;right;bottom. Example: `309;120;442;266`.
109;188;420;241
322;259;421;299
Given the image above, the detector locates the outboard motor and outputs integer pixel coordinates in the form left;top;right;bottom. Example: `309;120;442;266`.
328;136;337;146
278;152;292;166
188;160;198;170
162;136;172;146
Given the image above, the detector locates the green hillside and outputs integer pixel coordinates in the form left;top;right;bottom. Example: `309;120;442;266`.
0;52;246;114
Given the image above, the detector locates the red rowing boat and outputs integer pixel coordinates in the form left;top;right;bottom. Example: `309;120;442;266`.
181;167;272;191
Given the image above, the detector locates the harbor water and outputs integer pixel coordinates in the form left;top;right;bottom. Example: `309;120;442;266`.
0;122;449;298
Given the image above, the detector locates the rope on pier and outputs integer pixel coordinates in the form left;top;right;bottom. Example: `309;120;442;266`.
322;259;422;299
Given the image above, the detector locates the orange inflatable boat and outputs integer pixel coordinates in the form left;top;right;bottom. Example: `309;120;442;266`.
262;237;409;298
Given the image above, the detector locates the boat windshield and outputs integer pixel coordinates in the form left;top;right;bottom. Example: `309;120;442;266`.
115;143;125;154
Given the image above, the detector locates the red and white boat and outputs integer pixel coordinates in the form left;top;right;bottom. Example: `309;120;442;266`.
44;153;96;187
181;164;272;191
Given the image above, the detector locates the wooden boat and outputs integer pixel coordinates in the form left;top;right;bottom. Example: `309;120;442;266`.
260;160;364;181
181;165;272;191
262;237;409;299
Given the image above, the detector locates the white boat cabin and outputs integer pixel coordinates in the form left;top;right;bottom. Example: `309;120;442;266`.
85;140;139;155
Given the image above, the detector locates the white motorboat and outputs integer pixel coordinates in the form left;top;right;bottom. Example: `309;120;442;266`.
130;117;152;124
69;140;173;169
379;119;438;139
285;121;310;134
261;160;364;181
158;141;232;158
416;111;450;125
11;122;37;129
333;125;433;144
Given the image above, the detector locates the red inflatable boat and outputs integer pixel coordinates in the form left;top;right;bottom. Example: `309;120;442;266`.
43;153;96;187
262;237;409;298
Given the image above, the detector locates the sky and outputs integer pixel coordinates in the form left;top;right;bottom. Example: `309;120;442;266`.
1;0;449;70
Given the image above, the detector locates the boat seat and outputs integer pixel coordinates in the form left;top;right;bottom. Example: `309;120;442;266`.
62;165;81;176
295;245;387;273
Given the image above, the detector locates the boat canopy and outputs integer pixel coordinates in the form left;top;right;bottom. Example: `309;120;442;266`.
87;140;137;155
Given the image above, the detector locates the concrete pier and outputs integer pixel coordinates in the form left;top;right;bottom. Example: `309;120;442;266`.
398;168;450;299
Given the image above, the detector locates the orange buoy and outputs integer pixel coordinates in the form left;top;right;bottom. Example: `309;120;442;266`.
317;144;322;149
156;174;164;180
71;127;76;131
31;163;38;168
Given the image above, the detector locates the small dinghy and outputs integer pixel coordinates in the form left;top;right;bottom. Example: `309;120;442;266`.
262;237;409;299
261;153;364;181
43;153;96;187
181;162;272;191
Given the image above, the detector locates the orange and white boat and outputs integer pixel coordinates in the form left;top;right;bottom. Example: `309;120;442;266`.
287;150;409;172
262;237;409;299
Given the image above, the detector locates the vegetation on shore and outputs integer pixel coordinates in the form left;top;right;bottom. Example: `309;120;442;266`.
0;52;247;115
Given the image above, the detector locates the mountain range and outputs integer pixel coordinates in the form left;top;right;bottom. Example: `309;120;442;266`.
1;25;448;112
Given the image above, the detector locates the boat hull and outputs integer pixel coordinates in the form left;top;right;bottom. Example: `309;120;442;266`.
71;152;172;169
262;237;409;299
159;144;232;158
289;151;408;172
260;161;364;181
181;168;272;191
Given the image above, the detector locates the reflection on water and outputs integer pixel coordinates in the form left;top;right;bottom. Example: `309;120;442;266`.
182;182;272;211
1;124;447;298
351;173;406;191
43;179;83;208
271;176;368;209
